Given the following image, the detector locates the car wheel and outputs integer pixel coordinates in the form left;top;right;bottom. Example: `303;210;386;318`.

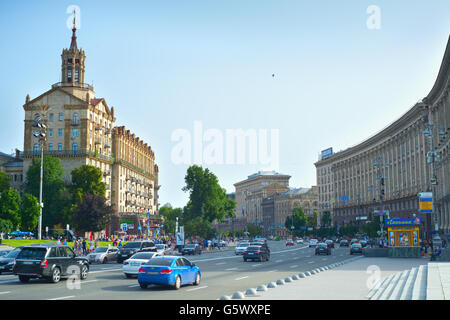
50;267;61;283
173;276;181;290
102;257;108;264
243;258;247;262
80;264;89;280
19;275;30;283
194;272;201;286
139;282;148;289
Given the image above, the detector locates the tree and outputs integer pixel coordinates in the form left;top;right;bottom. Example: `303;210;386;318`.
70;165;106;201
0;170;10;193
159;206;183;235
71;194;114;233
0;187;21;230
247;224;261;238
285;207;308;235
24;156;67;228
321;211;332;228
0;219;13;238
182;165;235;238
20;193;40;231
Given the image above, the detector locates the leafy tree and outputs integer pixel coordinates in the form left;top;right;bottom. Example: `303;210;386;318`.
0;219;13;238
321;211;332;228
247;224;261;238
361;220;380;238
0;187;21;230
185;217;217;239
0;170;10;193
20;193;40;231
159;206;183;235
24;156;67;227
71;194;114;233
285;207;308;234
70;165;106;202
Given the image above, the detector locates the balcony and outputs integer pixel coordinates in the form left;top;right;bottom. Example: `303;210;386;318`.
52;82;93;91
71;119;80;126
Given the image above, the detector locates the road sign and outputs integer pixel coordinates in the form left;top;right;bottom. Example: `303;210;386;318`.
418;192;433;213
121;223;127;231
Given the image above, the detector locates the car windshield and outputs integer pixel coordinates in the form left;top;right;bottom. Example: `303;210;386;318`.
17;247;47;260
310;240;317;243
238;243;249;247
5;249;20;258
130;252;155;260
247;246;261;251
352;244;362;247
156;244;165;249
185;244;196;248
123;242;141;248
145;258;174;266
93;247;108;253
318;244;327;248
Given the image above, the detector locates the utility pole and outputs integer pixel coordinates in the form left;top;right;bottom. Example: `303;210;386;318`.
373;156;387;245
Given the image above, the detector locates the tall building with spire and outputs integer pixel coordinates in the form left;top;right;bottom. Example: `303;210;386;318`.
22;22;160;236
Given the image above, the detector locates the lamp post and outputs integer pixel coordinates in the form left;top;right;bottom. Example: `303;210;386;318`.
33;118;47;240
373;156;388;245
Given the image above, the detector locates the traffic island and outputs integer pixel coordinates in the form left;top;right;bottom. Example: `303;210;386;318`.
364;248;389;257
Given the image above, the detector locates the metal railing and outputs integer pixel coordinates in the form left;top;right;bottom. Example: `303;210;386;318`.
21;149;113;162
52;82;93;91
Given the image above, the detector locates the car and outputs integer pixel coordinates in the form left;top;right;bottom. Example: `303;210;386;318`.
359;240;368;248
87;247;119;264
296;238;304;244
122;251;161;278
325;240;335;248
219;240;227;247
138;256;201;290
243;245;270;262
117;241;157;263
0;250;12;257
0;247;22;274
351;238;359;245
350;243;363;255
235;241;250;255
309;239;318;248
315;243;331;255
339;240;349;247
13;244;89;283
285;239;294;246
155;244;171;255
181;244;202;255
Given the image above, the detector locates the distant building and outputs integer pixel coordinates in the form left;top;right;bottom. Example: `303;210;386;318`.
0;150;24;193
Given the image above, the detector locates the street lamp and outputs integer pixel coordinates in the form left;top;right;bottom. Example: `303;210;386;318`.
33;118;47;240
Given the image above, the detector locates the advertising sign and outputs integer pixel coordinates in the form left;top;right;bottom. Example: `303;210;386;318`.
321;148;333;160
385;218;420;226
418;193;432;213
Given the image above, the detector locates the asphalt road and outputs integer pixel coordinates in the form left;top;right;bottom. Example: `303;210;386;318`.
0;241;355;300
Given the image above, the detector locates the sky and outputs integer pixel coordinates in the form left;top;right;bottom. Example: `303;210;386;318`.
0;0;449;208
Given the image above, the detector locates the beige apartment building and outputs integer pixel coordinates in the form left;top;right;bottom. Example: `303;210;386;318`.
315;36;450;239
21;24;159;235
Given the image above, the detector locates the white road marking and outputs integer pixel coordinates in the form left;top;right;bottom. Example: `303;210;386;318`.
215;262;226;265
226;268;238;271
308;261;314;264
0;280;18;284
290;265;298;268
251;264;261;267
268;270;278;272
128;284;140;287
186;286;208;291
0;291;11;295
48;296;75;300
322;258;327;261
81;280;98;284
276;260;283;263
90;268;122;274
235;276;249;281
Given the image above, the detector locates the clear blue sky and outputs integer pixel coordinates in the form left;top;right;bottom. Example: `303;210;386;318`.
0;1;449;208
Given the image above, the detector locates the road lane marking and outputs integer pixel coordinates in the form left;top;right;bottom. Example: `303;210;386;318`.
290;265;298;268
251;264;261;267
308;261;314;264
268;270;277;272
276;260;283;263
215;262;226;265
48;296;75;300
186;286;208;291
226;268;238;271
0;291;11;295
81;280;98;284
0;280;18;284
128;284;140;287
235;276;249;281
322;258;328;261
90;268;122;274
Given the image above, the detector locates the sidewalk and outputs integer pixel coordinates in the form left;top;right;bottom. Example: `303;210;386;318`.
243;257;428;300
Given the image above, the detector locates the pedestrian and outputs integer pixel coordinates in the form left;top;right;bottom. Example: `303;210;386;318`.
95;239;99;249
89;240;94;253
82;239;87;255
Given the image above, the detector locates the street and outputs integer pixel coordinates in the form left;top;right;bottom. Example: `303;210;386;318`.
0;241;354;300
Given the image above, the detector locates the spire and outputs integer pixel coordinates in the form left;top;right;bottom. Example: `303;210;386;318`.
69;9;77;50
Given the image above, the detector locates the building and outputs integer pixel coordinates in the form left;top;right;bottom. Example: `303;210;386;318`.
20;22;159;235
0;150;24;193
315;36;450;240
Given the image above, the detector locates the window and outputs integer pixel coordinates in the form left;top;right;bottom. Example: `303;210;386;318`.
49;129;53;137
59;112;63;121
49;114;54;121
72;113;79;123
75;67;79;83
33;144;39;155
67;66;72;82
58;128;63;137
72;143;78;154
58;143;62;151
72;128;78;137
48;143;53;151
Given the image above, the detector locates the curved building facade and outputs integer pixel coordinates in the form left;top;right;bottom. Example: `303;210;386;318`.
315;37;450;239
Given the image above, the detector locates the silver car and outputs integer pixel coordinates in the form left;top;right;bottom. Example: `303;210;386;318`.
155;244;171;255
235;242;250;255
87;247;119;264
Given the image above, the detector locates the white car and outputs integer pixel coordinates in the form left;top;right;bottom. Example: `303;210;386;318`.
155;244;171;255
309;239;318;248
235;242;250;255
296;238;304;244
122;252;160;278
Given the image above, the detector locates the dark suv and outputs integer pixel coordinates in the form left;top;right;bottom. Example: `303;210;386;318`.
181;244;202;255
117;241;157;263
13;244;89;283
243;245;270;262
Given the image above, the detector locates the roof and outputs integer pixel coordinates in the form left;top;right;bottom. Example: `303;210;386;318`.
3;161;23;167
281;187;312;195
247;171;289;180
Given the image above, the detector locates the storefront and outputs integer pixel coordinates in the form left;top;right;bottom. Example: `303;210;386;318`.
385;218;421;247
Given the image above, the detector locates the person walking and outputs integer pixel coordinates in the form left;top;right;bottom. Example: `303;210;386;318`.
82;239;87;255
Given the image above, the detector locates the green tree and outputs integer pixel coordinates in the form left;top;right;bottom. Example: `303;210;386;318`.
0;170;10;193
70;165;106;201
71;194;114;233
321;211;332;228
24;156;67;228
361;220;379;238
0;187;21;230
182;165;235;238
0;219;13;238
20;193;40;231
247;224;261;238
285;207;308;235
159;206;183;235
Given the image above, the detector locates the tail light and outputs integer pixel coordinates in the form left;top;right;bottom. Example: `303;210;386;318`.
138;268;146;273
160;268;173;274
40;260;48;268
255;252;261;254
243;251;247;254
123;261;129;265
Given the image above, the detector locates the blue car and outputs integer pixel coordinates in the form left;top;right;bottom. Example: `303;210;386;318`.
138;256;201;290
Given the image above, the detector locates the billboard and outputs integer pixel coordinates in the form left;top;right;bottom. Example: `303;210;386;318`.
321;148;333;160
